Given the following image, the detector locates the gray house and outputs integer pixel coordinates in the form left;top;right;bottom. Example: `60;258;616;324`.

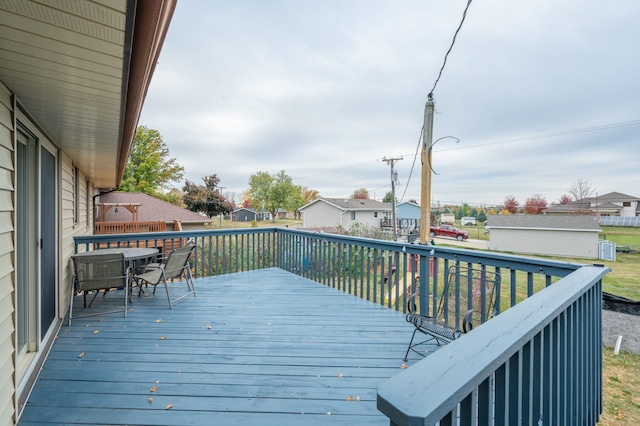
231;208;271;222
396;200;421;220
545;191;640;217
486;215;601;258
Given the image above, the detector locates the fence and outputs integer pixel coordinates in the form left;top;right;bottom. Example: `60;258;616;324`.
74;227;608;424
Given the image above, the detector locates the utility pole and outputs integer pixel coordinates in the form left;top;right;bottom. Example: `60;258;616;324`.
383;156;403;241
218;186;226;228
419;95;435;244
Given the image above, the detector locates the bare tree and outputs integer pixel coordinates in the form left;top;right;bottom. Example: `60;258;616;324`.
567;179;595;201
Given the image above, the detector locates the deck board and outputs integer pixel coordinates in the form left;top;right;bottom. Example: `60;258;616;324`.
20;268;438;425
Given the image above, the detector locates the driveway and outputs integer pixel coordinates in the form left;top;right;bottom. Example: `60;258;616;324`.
432;236;488;250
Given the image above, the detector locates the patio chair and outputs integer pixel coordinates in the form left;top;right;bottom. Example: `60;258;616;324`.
403;266;500;361
133;243;196;308
69;252;132;325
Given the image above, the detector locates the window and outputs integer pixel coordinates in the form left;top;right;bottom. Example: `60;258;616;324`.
73;166;79;224
374;212;378;218
623;201;631;207
350;211;356;220
86;179;91;227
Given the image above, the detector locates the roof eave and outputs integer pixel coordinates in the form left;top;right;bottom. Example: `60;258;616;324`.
114;0;177;187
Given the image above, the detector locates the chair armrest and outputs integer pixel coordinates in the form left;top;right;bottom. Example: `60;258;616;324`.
406;293;419;314
462;310;474;333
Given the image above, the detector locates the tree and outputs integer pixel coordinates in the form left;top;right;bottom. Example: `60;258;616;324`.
302;187;320;205
460;203;471;218
477;210;487;222
503;195;519;214
568;179;595;201
351;188;369;199
182;174;234;218
523;194;547;214
120;126;184;195
382;192;394;203
558;194;573;204
248;170;299;221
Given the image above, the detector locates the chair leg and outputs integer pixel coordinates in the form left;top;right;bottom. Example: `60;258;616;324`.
69;282;75;326
404;329;418;362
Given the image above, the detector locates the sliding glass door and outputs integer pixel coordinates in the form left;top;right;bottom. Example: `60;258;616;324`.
16;127;58;376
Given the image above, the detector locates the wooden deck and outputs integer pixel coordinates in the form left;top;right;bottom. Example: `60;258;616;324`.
20;268;437;425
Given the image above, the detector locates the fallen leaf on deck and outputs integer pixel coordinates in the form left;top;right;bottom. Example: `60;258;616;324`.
165;404;173;410
150;386;157;392
338;373;343;378
356;396;361;401
401;364;408;369
160;336;166;340
77;352;84;358
93;330;99;334
148;397;153;403
346;395;353;401
155;318;162;323
206;324;212;329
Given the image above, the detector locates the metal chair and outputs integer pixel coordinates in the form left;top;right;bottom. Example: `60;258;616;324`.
134;243;196;308
403;266;500;361
69;252;132;325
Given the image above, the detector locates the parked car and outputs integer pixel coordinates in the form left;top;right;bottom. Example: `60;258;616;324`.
430;224;469;241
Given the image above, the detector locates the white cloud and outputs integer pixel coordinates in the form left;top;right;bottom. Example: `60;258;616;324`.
140;0;640;206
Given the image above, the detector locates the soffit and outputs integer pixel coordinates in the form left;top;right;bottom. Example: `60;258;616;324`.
0;0;129;188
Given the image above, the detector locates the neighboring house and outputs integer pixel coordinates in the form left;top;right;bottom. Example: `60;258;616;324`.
231;208;271;222
544;191;640;217
299;197;391;230
0;2;175;423
98;192;212;231
486;215;601;259
396;201;421;220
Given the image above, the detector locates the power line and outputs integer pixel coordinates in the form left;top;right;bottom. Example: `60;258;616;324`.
437;119;640;153
400;119;640;200
429;0;473;98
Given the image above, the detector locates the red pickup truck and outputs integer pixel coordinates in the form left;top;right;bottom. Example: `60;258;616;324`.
430;224;469;241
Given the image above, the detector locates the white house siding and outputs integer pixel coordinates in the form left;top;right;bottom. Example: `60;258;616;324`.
302;202;343;228
343;210;382;229
0;83;15;425
489;228;599;258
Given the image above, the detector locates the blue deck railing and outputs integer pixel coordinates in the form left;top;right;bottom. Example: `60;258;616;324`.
73;227;608;424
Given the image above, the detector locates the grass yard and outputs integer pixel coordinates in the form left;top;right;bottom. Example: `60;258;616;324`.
600;348;640;425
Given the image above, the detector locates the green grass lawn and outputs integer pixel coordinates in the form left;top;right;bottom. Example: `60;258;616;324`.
600;347;640;425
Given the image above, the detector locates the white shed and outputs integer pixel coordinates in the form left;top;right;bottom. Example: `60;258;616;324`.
486;215;601;259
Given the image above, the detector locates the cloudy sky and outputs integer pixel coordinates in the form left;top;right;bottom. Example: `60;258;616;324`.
139;0;639;207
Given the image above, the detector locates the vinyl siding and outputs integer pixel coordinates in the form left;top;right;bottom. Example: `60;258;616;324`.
302;202;343;228
489;228;599;259
0;83;15;424
59;152;93;316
